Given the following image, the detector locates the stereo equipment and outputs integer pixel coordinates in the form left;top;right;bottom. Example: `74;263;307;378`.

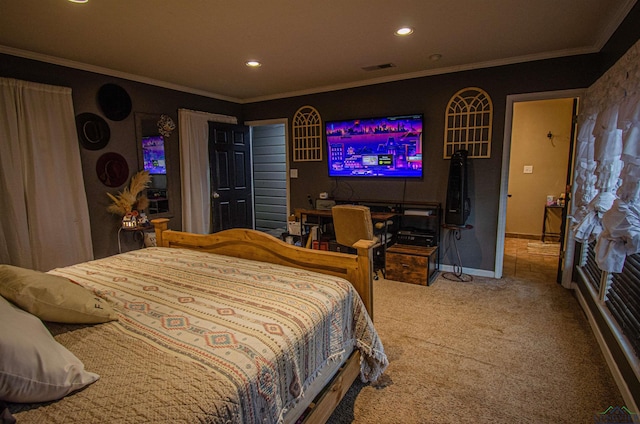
445;150;470;226
396;230;436;247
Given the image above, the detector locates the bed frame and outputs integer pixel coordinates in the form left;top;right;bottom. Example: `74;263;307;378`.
151;218;376;423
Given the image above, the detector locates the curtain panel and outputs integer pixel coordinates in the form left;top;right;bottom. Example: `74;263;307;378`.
0;78;93;271
571;40;640;273
178;109;237;234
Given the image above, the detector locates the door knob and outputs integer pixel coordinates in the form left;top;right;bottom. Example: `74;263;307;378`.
213;192;220;199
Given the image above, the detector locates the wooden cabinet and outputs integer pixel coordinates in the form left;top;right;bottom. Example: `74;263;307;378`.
385;244;438;286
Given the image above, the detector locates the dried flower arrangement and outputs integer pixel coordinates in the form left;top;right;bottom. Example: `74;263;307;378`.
106;170;151;216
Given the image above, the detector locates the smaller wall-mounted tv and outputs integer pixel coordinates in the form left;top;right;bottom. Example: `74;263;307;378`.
326;114;423;178
141;135;166;174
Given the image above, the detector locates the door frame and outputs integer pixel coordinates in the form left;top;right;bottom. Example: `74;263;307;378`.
494;88;584;286
245;118;290;228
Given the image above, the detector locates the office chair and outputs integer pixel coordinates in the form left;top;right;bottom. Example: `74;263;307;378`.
331;205;383;277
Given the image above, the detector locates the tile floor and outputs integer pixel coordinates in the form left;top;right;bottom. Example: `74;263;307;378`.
503;237;561;282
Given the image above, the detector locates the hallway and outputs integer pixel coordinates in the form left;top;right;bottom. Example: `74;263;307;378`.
503;237;560;282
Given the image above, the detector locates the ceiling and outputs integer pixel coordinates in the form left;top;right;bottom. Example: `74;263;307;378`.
0;0;636;103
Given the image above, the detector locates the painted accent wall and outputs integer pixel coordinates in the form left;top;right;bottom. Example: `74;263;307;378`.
242;56;604;273
1;2;638;271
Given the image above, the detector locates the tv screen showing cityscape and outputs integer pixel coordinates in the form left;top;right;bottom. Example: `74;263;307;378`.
141;135;167;175
326;114;423;178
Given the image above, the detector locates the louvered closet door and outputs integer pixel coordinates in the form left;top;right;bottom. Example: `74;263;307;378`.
252;124;287;233
209;122;253;232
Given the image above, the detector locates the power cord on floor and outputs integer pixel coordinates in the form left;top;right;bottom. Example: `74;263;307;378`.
441;225;473;282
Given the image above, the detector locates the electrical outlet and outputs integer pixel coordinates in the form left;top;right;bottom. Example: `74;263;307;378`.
523;165;533;174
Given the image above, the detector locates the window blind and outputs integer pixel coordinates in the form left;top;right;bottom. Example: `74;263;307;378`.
583;241;601;293
606;253;640;357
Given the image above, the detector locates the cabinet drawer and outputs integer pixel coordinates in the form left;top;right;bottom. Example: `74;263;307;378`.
386;252;428;285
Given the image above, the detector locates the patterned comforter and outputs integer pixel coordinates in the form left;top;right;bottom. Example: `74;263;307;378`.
10;247;387;424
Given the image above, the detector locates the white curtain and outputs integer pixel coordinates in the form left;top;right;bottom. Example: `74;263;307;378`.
0;78;93;271
178;108;237;234
571;40;640;272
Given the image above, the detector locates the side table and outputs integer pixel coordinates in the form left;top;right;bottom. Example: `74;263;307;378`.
117;226;147;253
542;205;564;242
385;244;439;286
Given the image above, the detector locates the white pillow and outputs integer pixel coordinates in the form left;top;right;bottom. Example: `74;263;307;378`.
0;295;99;403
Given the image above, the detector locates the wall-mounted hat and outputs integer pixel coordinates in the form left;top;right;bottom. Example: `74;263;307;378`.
98;83;132;121
76;112;110;150
96;152;129;187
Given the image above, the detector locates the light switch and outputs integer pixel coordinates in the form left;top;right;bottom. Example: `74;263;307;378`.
290;168;298;178
523;165;533;174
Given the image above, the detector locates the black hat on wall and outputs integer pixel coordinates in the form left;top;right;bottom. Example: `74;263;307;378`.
75;112;110;150
98;83;132;121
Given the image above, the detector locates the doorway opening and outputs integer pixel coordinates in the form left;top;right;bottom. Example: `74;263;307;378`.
495;89;583;285
247;119;290;238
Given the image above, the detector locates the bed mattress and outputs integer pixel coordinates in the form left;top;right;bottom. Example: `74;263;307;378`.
8;247;387;423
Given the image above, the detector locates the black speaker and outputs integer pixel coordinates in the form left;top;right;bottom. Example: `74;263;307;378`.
445;150;470;226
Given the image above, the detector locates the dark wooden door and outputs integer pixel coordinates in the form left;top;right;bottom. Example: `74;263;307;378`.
209;122;253;232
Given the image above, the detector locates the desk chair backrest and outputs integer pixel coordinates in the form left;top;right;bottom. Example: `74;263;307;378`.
331;205;376;247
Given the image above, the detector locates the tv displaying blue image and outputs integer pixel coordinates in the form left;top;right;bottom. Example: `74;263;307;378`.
141;135;166;174
326;114;423;178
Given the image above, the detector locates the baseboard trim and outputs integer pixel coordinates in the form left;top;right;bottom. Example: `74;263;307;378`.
572;280;639;413
505;233;540;240
438;264;496;278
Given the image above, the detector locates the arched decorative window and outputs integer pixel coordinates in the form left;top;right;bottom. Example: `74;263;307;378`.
444;87;493;158
292;105;322;162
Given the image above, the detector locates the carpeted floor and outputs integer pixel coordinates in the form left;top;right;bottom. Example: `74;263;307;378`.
327;239;623;423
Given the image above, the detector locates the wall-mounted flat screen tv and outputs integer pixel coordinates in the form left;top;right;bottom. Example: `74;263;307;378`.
326;114;423;178
141;135;166;174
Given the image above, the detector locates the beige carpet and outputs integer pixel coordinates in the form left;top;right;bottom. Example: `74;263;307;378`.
328;273;623;423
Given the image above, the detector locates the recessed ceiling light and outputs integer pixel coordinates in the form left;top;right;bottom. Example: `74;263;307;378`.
245;60;262;68
395;27;414;36
429;54;442;61
68;0;89;3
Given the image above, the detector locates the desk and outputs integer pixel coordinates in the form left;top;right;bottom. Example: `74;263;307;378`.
542;205;564;242
295;208;395;223
294;208;396;272
294;209;395;241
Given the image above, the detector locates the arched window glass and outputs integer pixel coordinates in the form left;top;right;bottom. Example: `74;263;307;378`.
444;87;493;158
292;106;322;162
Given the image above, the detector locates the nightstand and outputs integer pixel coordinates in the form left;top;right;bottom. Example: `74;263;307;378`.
117;226;146;253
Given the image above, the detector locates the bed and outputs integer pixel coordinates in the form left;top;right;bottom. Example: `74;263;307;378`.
2;218;388;423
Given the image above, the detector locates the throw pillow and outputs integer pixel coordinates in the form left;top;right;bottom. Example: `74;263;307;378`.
0;264;117;323
0;295;99;403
